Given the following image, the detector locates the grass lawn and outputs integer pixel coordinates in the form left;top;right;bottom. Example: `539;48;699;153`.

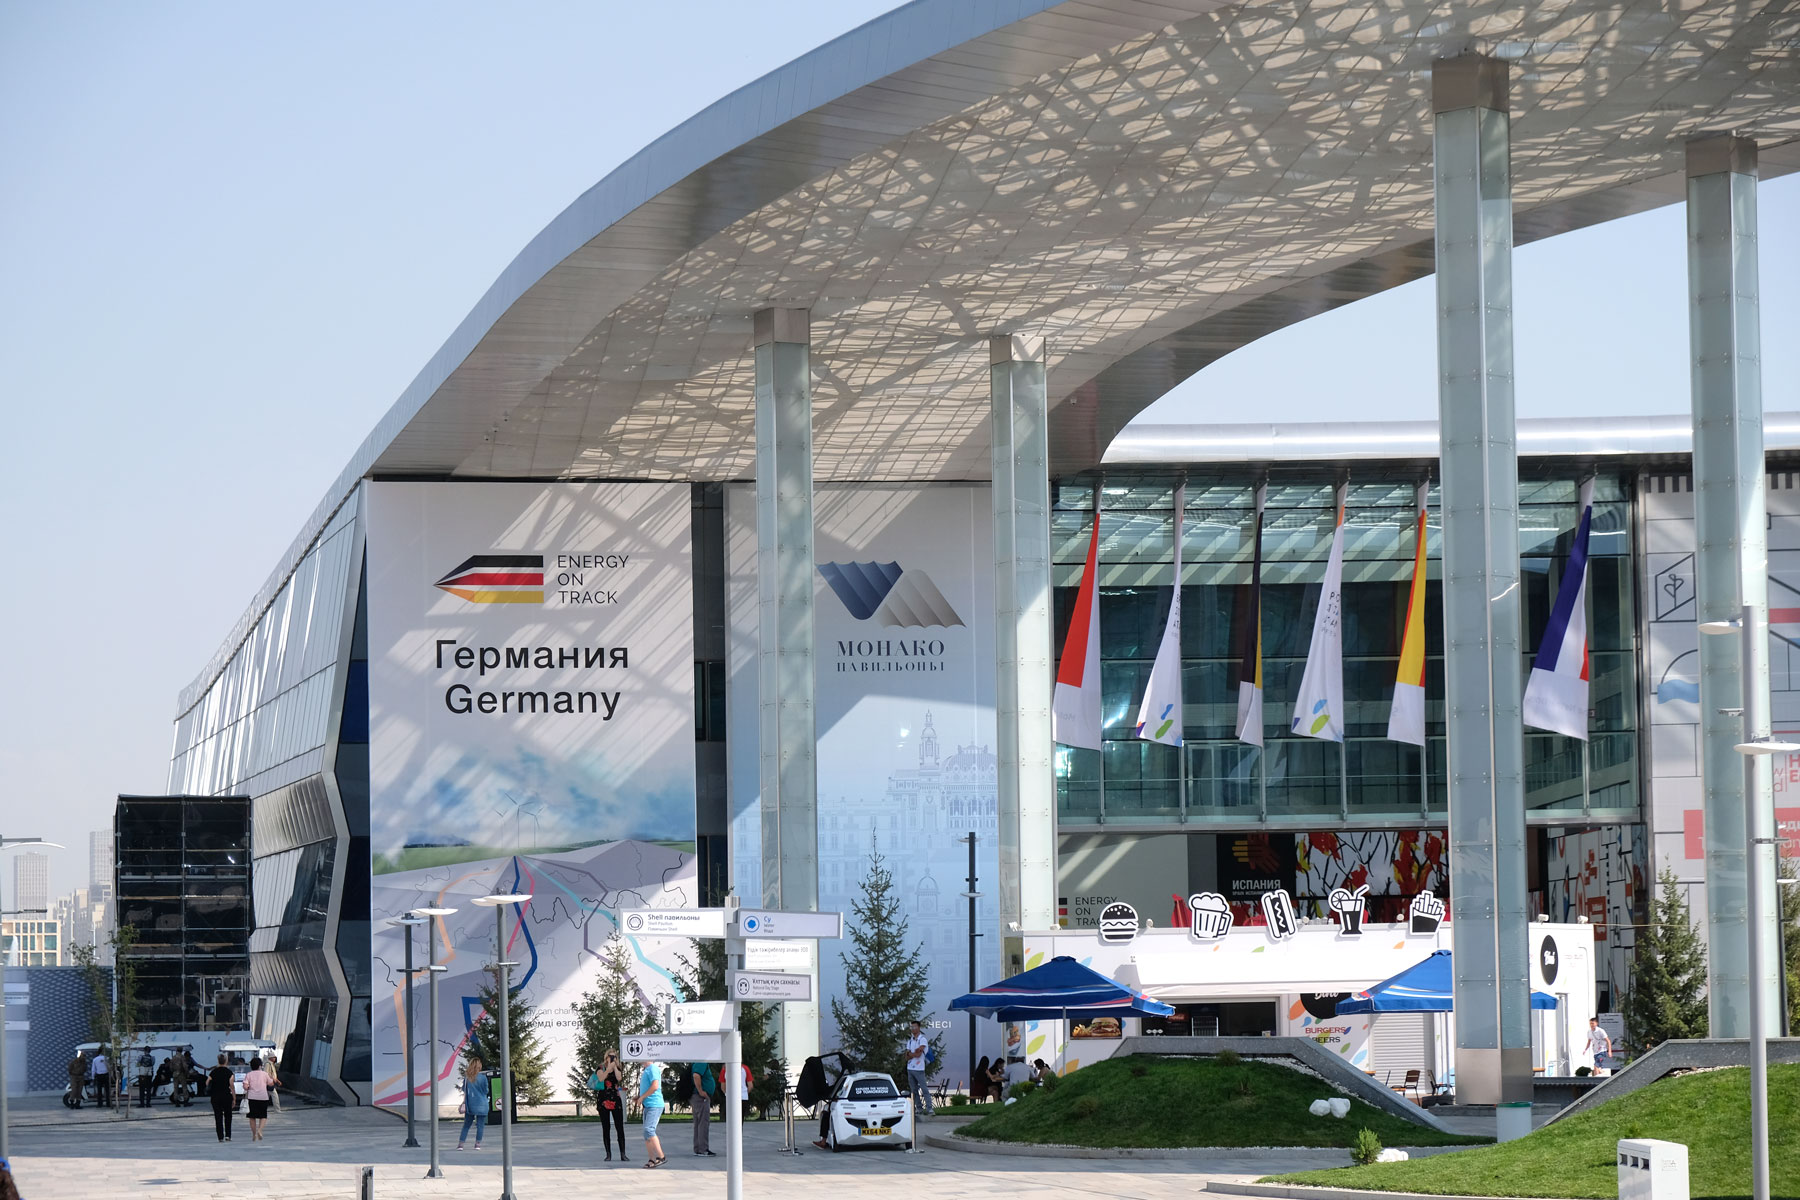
953;1054;1488;1150
1265;1063;1800;1199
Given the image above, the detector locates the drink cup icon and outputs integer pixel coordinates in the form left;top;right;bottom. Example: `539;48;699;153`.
1328;885;1368;936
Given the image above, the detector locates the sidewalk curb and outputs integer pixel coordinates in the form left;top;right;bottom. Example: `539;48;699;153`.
921;1131;1353;1162
1203;1181;1567;1200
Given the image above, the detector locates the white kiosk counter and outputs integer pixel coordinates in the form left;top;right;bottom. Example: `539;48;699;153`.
1016;919;1594;1089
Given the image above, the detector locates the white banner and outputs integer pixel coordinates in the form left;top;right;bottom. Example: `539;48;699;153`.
365;481;697;1107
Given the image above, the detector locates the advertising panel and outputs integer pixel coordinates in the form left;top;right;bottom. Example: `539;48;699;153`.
726;483;999;1087
364;481;697;1106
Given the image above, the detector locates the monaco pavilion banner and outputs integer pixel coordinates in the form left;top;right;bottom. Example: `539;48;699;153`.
364;481;698;1107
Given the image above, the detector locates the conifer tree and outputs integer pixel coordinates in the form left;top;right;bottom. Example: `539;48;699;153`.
1624;868;1708;1051
676;935;790;1116
568;932;662;1099
831;842;941;1081
465;964;555;1108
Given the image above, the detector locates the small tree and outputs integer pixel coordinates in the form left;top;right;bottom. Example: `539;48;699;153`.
831;842;941;1081
72;924;139;1116
676;935;790;1118
568;933;662;1100
1624;868;1708;1050
465;964;554;1108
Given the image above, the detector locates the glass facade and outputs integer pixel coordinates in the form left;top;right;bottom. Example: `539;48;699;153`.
1051;470;1638;828
113;795;251;1030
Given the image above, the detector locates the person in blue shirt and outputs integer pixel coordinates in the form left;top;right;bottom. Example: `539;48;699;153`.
457;1056;490;1150
638;1060;667;1167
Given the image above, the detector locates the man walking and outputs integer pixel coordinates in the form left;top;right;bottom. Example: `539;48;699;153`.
66;1052;87;1108
691;1061;717;1157
903;1020;934;1118
1585;1016;1613;1075
90;1047;111;1107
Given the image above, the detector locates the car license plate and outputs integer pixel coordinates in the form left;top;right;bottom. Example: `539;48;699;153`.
862;1125;890;1136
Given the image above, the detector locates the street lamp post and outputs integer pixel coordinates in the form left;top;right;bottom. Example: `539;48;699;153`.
413;905;458;1180
386;915;427;1148
0;836;59;1161
1699;606;1798;1200
473;893;531;1200
959;832;982;1094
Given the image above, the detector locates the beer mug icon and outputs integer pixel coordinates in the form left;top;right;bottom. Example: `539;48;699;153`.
1187;892;1233;940
1328;885;1368;936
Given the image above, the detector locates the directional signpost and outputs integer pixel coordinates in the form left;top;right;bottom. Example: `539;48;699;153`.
630;899;840;1200
622;1033;725;1062
728;970;812;1002
620;907;729;938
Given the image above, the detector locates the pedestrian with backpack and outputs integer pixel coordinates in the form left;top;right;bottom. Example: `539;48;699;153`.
689;1061;717;1157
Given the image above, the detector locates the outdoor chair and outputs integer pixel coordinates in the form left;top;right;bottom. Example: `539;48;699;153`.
1393;1068;1423;1101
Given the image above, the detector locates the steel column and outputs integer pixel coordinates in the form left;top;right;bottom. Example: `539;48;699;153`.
1687;134;1775;1037
992;333;1057;952
1431;54;1532;1122
754;306;820;1070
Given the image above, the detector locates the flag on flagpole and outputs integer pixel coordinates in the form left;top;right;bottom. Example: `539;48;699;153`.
1388;483;1429;746
1292;482;1348;743
1235;484;1266;746
1524;477;1595;740
1053;508;1103;750
1135;485;1185;746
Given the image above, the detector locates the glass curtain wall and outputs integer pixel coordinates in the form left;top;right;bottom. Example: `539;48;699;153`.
1051;470;1637;827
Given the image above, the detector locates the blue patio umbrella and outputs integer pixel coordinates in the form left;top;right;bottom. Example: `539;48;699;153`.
1335;950;1558;1014
949;954;1173;1023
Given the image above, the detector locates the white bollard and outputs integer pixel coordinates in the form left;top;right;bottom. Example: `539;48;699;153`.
1617;1139;1689;1200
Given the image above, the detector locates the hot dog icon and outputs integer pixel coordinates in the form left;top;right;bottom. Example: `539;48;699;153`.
1186;892;1233;940
1260;889;1298;941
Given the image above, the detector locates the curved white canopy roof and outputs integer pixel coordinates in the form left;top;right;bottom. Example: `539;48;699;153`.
192;0;1800;701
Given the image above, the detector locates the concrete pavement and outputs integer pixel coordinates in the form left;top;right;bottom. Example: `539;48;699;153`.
5;1098;1367;1200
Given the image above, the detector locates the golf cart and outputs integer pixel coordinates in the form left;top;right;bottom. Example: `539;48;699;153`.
62;1042;111;1108
220;1039;279;1107
798;1051;914;1152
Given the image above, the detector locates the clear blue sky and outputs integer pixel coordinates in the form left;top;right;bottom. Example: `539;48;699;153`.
1;3;1794;899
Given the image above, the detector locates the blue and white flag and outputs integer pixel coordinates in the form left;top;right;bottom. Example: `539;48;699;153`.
1523;477;1594;741
1291;483;1348;743
1135;485;1185;746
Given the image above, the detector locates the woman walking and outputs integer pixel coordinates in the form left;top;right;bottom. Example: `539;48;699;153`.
457;1057;490;1150
207;1054;235;1142
242;1057;275;1140
637;1058;666;1168
592;1049;627;1162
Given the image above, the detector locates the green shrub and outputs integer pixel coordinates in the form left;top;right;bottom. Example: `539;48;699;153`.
1216;1049;1241;1066
1235;1075;1255;1098
1038;1070;1059;1092
1575;1066;1592;1077
1623;1121;1646;1140
1351;1127;1383;1166
1009;1080;1038;1101
1128;1061;1149;1077
1070;1095;1102;1120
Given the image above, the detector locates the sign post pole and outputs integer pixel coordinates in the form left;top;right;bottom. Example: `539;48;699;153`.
724;894;743;1200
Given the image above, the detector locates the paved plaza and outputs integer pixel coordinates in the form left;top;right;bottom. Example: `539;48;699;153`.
5;1098;1394;1200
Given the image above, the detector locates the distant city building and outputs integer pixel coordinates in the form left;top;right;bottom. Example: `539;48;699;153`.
2;916;61;966
51;885;111;962
90;827;112;891
114;795;251;1031
13;851;48;914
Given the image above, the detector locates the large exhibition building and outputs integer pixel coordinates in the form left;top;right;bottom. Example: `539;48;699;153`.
163;0;1799;1120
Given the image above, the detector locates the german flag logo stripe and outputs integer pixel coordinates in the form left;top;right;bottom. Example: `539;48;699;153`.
434;554;544;604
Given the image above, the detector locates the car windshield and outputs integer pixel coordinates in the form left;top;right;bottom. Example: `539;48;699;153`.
847;1078;899;1099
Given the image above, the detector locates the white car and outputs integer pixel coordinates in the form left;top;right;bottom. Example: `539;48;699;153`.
822;1071;914;1152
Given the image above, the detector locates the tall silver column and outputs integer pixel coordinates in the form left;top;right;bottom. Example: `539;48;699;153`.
991;333;1057;955
754;306;820;1068
1687;133;1775;1036
1432;54;1532;1121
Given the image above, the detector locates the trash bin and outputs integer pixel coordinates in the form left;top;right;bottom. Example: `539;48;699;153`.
1617;1138;1688;1200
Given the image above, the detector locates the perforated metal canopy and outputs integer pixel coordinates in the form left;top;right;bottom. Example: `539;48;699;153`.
195;0;1800;701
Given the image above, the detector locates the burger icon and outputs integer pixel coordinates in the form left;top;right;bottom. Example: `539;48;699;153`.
1098;902;1139;944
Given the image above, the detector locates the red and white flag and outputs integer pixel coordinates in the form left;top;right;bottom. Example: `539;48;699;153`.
1053;511;1103;750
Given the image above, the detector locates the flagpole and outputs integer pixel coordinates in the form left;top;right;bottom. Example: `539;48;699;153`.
1253;479;1268;821
1418;479;1431;820
1336;478;1350;819
1176;476;1190;821
1093;478;1106;824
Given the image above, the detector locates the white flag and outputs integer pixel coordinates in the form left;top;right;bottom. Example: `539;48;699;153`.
1135;486;1185;746
1052;510;1103;750
1291;489;1347;743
